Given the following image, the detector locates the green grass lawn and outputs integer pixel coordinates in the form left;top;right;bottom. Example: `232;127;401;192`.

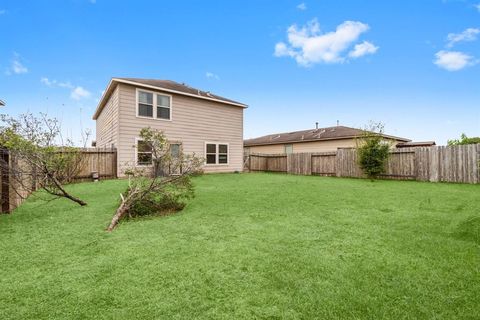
1;173;479;319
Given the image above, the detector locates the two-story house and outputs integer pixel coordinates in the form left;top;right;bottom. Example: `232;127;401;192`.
93;78;247;177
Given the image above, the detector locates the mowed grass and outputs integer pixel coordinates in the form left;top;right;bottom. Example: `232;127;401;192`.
1;173;479;319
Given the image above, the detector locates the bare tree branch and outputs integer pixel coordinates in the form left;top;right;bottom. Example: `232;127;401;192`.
0;113;88;207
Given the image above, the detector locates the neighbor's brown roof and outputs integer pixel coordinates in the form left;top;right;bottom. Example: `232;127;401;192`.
244;126;410;146
93;78;247;120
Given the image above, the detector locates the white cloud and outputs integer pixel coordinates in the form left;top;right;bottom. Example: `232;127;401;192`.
40;77;54;86
12;61;28;74
42;78;90;99
58;81;74;89
90;0;97;3
348;41;379;58
274;19;376;66
434;50;475;71
446;28;480;47
5;53;28;75
71;86;91;100
475;3;480;12
206;72;220;80
297;3;307;10
40;77;74;89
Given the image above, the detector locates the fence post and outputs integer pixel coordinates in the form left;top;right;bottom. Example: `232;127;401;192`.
429;146;439;182
335;149;342;177
112;146;118;178
310;154;313;175
286;154;290;173
1;148;10;213
477;144;480;184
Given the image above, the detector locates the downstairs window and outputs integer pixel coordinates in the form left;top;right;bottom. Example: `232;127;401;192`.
137;140;153;165
205;143;228;165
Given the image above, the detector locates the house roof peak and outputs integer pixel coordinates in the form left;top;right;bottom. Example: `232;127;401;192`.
93;77;247;120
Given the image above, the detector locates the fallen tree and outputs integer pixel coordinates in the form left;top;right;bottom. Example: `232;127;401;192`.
0;113;89;207
107;127;202;231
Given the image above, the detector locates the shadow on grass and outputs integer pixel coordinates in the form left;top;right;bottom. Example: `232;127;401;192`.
453;216;480;245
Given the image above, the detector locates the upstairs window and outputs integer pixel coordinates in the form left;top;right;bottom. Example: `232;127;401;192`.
138;91;153;117
157;94;171;120
137;90;171;120
137;140;153;165
205;143;228;165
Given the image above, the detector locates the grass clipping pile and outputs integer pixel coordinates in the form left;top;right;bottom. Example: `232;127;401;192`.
107;128;202;231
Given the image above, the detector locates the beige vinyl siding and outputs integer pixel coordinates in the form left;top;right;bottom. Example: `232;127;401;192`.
247;144;286;154
95;85;119;148
116;84;243;176
291;139;357;152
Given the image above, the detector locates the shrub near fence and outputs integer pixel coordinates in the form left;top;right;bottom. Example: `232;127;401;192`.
0;147;117;213
247;144;480;184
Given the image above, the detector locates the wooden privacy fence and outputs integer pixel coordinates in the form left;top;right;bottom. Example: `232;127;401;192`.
71;148;117;182
247;144;480;184
0;147;117;213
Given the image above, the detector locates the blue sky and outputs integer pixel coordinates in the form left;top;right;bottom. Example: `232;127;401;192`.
0;0;479;145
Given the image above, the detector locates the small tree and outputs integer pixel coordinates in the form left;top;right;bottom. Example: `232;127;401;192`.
447;133;480;146
107;128;202;231
0;113;87;206
356;122;391;180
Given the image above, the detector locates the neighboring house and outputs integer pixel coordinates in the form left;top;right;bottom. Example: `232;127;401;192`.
244;125;410;154
93;78;247;177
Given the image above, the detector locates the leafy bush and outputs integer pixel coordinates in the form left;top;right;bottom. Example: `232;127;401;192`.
128;175;194;217
357;122;391;179
447;133;480;146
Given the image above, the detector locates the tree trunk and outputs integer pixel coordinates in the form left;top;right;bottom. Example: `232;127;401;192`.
50;174;87;206
106;200;130;232
63;192;87;206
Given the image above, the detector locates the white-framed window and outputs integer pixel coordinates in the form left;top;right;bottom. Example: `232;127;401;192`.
157;94;171;120
136;89;172;120
170;143;181;158
136;139;153;166
284;144;293;154
138;91;154;118
205;142;229;165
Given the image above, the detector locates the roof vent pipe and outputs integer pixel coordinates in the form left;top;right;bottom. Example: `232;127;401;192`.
315;122;318;129
336;120;339;126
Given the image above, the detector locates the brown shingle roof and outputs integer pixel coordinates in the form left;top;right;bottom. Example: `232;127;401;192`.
117;78;246;106
93;78;247;120
244;126;410;146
